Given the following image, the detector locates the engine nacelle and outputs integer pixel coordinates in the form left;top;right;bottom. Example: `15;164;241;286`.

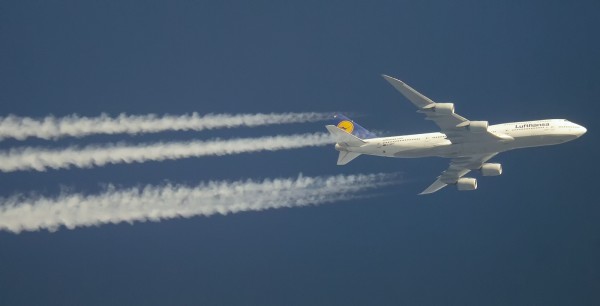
433;103;455;114
481;163;502;176
457;177;477;191
468;121;489;133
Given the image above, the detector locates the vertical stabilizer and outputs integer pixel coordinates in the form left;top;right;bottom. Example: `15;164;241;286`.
332;114;377;139
326;114;374;166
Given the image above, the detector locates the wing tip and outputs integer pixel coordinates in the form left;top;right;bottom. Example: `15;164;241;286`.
419;179;448;195
381;74;403;84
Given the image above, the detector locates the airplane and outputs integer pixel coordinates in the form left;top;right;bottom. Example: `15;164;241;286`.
325;75;587;194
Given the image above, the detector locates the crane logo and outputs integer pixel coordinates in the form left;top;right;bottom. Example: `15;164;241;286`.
337;120;354;134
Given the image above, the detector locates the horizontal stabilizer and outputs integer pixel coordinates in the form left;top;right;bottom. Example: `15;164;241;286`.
337;151;362;165
325;125;365;147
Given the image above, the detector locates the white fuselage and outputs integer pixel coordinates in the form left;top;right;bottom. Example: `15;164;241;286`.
342;119;587;158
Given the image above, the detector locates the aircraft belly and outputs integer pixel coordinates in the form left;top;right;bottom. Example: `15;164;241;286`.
429;141;510;158
392;149;434;158
361;131;576;159
391;142;452;158
510;134;575;148
389;135;570;158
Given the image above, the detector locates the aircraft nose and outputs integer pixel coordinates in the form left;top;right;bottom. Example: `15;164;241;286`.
577;125;587;137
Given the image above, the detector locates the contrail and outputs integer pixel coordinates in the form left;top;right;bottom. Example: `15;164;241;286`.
0;112;329;141
0;173;396;233
0;133;334;172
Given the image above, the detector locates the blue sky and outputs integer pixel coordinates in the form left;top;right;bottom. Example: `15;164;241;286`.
1;1;599;305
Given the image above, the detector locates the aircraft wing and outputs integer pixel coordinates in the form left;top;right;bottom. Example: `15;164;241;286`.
420;153;498;195
382;75;513;143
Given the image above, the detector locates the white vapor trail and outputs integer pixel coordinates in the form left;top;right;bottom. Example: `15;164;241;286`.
0;133;334;172
0;112;329;141
0;173;395;233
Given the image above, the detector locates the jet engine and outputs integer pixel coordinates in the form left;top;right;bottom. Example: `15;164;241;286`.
433;103;455;114
481;163;502;176
456;177;477;191
468;121;489;133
